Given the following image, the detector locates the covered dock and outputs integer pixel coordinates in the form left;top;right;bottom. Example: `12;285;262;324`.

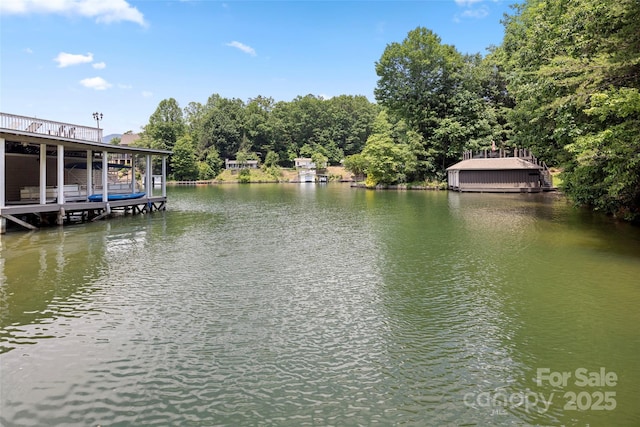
0;112;171;233
447;149;554;193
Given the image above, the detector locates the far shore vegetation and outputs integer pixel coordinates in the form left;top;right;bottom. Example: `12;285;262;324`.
130;0;639;223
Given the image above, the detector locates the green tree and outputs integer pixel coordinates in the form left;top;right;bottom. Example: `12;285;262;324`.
206;148;223;173
343;153;368;179
500;0;640;220
311;152;328;170
199;94;246;159
145;98;185;151
197;161;216;180
361;112;415;185
235;149;248;168
375;27;490;177
171;135;198;180
564;88;640;221
263;150;280;168
245;96;276;156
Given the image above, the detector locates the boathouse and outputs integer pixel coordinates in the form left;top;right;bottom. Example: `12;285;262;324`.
446;149;553;193
0;112;171;233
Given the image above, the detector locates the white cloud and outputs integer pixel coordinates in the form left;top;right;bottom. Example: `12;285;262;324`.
226;41;256;56
54;52;93;67
92;61;106;69
80;76;112;90
0;0;147;27
460;7;489;19
142;91;153;98
24;47;33;54
454;0;485;6
453;0;490;22
118;83;132;89
453;6;489;22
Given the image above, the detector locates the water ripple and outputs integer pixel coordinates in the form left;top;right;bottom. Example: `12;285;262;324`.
2;187;640;426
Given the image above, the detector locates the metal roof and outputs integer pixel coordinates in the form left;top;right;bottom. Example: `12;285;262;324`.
446;157;543;171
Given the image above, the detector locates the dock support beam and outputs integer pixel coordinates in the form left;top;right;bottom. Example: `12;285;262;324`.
57;208;65;226
2;214;38;231
162;155;167;198
102;151;108;202
146;154;152;198
40;144;47;204
86;150;93;197
57;144;65;205
131;154;136;193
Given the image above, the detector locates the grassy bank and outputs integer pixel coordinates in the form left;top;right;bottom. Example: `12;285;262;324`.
210;166;352;184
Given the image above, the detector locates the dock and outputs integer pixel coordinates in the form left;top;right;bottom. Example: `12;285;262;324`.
0;112;171;233
446;148;555;193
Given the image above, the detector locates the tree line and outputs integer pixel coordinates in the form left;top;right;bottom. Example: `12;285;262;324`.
134;94;378;181
134;0;639;222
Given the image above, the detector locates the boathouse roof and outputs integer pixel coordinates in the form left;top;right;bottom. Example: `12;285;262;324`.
446;157;543;171
0;112;170;156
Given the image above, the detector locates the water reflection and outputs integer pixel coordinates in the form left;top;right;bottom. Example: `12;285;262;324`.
357;191;524;423
1;186;639;426
447;192;640;425
0;213;184;354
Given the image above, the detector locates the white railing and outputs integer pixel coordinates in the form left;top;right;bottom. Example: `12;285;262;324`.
462;148;538;162
0;112;103;143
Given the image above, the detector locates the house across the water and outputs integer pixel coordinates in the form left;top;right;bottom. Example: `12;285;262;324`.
0;112;171;233
446;148;554;193
225;158;259;170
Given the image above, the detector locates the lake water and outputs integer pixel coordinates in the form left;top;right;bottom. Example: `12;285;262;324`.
1;184;639;426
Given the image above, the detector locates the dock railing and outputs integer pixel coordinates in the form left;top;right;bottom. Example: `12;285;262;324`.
463;148;537;162
0;112;103;143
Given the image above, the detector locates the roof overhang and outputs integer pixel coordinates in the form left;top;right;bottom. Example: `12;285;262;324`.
446;158;543;171
0;128;171;156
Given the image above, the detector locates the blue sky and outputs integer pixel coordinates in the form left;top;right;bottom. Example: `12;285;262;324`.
0;0;515;136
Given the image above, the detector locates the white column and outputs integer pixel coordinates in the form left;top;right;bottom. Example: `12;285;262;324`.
131;154;136;192
161;156;167;198
0;138;5;208
57;144;65;204
40;144;47;204
146;154;152;197
86;150;93;197
102;151;108;202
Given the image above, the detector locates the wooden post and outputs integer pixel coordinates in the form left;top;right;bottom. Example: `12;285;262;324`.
86;150;93;197
161;155;167;198
40;143;47;204
102;151;109;202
